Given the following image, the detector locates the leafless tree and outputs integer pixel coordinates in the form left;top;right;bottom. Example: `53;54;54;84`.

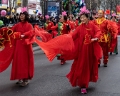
8;0;12;8
84;0;99;10
85;0;120;12
99;0;120;11
22;0;28;7
12;0;17;8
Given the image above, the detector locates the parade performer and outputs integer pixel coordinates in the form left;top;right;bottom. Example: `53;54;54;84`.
51;12;71;65
68;15;76;31
58;15;70;64
0;11;34;87
44;15;54;37
109;14;118;55
51;16;63;36
60;11;71;35
34;6;102;94
92;10;118;67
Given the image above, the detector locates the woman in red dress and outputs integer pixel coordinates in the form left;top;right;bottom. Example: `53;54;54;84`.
66;13;102;94
57;15;71;65
11;11;34;87
68;15;76;31
36;7;102;94
51;15;71;65
44;15;54;37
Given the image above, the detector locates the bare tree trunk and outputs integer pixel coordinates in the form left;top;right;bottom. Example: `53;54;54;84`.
13;0;16;8
68;0;71;15
9;0;12;8
22;0;28;7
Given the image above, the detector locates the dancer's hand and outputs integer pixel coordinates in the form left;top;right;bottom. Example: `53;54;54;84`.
91;38;98;42
21;35;25;38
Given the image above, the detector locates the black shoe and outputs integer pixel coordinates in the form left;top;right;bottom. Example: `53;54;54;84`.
57;56;61;60
104;64;107;67
116;52;118;55
61;60;66;65
20;81;29;87
16;80;23;84
110;52;112;55
98;64;100;68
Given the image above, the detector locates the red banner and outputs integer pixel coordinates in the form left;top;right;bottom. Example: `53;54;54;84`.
116;5;120;14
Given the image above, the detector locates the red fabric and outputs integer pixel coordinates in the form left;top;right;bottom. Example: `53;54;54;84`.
92;19;109;34
24;30;35;44
75;20;79;27
108;21;118;39
34;25;52;42
109;21;118;52
12;32;21;39
0;43;14;72
45;21;54;31
92;19;118;64
116;5;120;14
105;10;110;15
109;38;117;52
117;20;120;35
36;21;102;88
68;21;76;30
0;43;14;73
0;28;13;42
0;28;14;73
51;25;58;31
35;34;75;61
10;22;34;80
51;25;58;37
66;22;102;88
61;21;70;34
52;31;58;37
99;42;109;64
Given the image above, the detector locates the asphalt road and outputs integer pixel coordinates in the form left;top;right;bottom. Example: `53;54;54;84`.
0;37;120;96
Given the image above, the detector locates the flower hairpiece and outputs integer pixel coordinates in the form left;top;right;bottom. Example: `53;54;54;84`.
21;7;27;13
112;13;116;17
79;6;90;15
62;11;67;16
45;15;50;19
